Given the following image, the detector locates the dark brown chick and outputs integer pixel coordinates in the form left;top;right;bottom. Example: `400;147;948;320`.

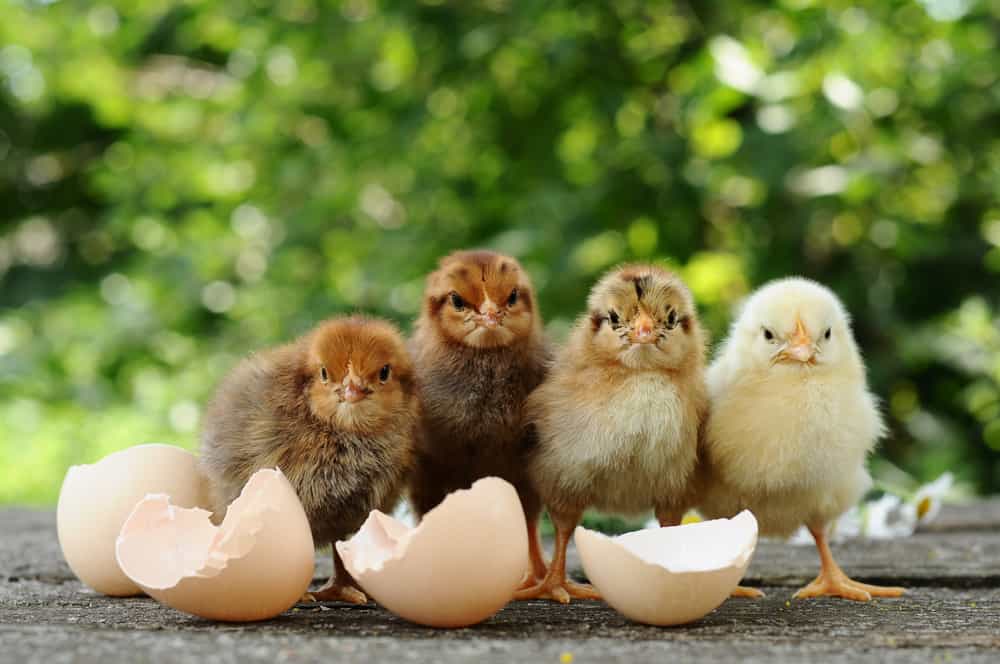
409;250;551;585
516;264;709;603
200;316;418;604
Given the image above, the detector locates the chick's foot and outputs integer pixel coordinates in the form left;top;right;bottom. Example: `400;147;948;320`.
796;524;905;602
794;570;904;602
514;577;601;604
513;514;599;603
517;571;545;591
518;516;549;589
304;581;368;604
730;585;766;599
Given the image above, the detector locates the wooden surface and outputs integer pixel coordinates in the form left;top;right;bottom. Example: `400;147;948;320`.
2;500;999;663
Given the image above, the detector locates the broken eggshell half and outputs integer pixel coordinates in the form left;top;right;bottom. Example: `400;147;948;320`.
57;443;211;596
576;510;758;626
337;476;528;628
115;467;314;622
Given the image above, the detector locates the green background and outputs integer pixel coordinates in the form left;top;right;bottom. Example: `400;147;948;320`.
2;0;999;505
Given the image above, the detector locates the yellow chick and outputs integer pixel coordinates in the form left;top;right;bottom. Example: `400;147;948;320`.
517;265;708;603
698;278;904;601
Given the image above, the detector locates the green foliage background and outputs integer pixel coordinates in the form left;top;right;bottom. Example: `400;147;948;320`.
2;0;999;504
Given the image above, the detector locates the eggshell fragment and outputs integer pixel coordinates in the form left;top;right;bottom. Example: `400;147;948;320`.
115;467;314;622
337;476;528;628
56;444;210;596
576;510;758;626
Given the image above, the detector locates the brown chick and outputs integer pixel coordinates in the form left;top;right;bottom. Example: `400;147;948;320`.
516;264;709;603
409;250;551;586
200;316;418;604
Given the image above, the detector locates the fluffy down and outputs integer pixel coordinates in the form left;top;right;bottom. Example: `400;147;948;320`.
407;250;551;583
200;316;418;602
517;264;708;603
698;277;886;538
530;265;707;521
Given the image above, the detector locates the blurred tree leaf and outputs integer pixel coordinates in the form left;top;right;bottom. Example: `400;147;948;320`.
2;0;999;503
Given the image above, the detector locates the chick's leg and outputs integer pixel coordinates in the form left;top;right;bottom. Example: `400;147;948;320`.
794;525;905;601
517;497;548;588
513;511;600;604
654;505;683;528
408;457;451;519
730;585;766;598
517;516;549;589
305;549;367;604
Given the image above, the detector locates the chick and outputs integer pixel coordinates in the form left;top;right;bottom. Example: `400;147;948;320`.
517;264;708;603
698;278;904;601
200;316;418;604
409;250;551;585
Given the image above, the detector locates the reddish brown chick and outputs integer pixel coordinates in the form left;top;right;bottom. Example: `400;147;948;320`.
408;250;551;585
200;316;418;604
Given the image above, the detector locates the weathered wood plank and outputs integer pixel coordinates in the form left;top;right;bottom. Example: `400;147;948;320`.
1;580;997;663
6;508;998;589
3;507;998;663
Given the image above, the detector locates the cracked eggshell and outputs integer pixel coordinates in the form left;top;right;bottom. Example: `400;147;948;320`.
115;467;314;622
576;510;758;626
337;477;528;628
56;443;211;596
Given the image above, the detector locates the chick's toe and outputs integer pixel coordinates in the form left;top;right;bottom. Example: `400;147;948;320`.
305;581;368;605
730;586;766;599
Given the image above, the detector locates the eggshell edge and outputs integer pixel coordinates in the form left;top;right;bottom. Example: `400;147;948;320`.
338;476;528;628
56;443;209;597
115;467;314;622
576;510;759;626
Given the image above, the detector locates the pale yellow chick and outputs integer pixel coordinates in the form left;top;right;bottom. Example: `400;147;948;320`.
699;277;904;601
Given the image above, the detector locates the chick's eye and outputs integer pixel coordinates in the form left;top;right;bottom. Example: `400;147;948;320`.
666;310;678;328
379;364;391;382
320;366;328;383
507;288;518;306
608;310;620;326
450;292;465;310
824;328;832;340
763;328;774;341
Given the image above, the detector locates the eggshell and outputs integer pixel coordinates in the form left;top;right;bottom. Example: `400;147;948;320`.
575;510;758;626
337;476;528;628
115;467;314;622
56;443;210;596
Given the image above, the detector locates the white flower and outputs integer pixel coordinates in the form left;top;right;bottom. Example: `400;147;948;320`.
788;505;862;546
730;472;955;546
861;494;916;540
831;505;862;541
787;526;814;546
787;507;862;545
912;472;953;524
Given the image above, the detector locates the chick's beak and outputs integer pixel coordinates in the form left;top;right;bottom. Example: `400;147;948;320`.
631;311;656;344
343;382;368;403
479;298;502;329
341;366;369;403
779;317;815;363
